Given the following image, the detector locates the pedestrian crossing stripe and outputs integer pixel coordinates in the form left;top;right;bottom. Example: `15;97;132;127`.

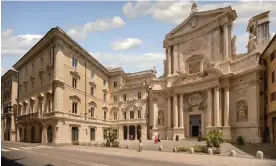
1;148;10;152
8;147;21;151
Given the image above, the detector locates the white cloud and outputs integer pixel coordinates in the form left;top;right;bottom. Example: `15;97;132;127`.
236;33;249;53
111;38;143;51
122;1;276;25
90;52;164;75
1;29;43;57
67;16;126;40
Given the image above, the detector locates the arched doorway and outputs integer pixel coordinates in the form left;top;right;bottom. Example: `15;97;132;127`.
123;126;127;140
129;125;135;140
31;127;35;143
47;125;53;143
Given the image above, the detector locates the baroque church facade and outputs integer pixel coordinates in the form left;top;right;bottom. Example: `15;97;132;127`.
149;4;270;143
6;4;271;144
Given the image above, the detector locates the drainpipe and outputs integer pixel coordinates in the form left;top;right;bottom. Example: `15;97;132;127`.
85;61;87;120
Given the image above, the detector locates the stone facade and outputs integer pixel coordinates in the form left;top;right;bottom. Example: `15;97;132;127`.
7;4;273;144
150;5;271;143
1;69;18;141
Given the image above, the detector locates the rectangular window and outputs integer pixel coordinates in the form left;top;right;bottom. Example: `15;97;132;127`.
113;112;117;120
270;50;275;62
271;91;276;102
138;110;141;119
104;93;107;101
124;112;127;119
72;102;78;114
114;81;117;88
32;63;34;73
72;57;78;68
90;87;94;96
90;128;95;141
104;111;107;120
113;95;117;102
49;51;52;61
40;57;44;66
72;127;79;142
123;94;127;101
25;84;27;92
48;100;51;111
90;70;94;79
103;79;107;86
72;78;77;88
90;107;94;117
48;72;51;83
25;68;28;77
138;92;141;100
272;71;275;83
32;82;34;91
130;111;134;119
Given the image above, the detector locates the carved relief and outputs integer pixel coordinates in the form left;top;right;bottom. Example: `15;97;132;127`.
188;93;203;107
158;110;165;126
183;38;206;55
236;89;248;99
236;100;248;122
231;35;236;55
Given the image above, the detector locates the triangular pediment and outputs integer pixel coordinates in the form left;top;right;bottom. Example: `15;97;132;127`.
166;6;235;38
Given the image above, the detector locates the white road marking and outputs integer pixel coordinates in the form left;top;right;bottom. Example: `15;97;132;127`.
8;147;22;151
19;147;32;150
1;148;10;152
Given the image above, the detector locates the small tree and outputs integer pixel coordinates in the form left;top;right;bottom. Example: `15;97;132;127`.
104;127;118;147
237;136;245;145
205;130;223;148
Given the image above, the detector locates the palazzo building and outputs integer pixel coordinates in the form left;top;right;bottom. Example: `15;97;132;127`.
9;3;273;144
1;69;18;141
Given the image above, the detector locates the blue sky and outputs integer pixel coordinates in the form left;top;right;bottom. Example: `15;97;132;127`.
2;1;276;76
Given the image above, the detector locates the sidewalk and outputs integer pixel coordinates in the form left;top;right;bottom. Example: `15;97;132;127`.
59;146;276;166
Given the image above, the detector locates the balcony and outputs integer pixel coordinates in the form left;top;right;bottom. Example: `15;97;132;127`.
17;112;39;122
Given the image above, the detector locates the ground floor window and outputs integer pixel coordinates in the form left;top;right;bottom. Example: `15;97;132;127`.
72;127;79;142
103;128;107;139
90;128;95;141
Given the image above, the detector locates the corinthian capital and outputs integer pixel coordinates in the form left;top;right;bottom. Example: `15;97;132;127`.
213;85;220;91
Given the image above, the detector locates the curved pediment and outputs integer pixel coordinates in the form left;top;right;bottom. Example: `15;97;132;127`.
172;66;222;87
69;95;81;102
88;101;97;107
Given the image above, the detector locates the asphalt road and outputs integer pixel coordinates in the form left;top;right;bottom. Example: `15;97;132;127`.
1;142;206;166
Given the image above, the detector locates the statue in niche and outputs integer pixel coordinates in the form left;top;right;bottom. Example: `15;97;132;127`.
158;110;165;126
236;100;248;122
206;61;215;67
231;35;236;55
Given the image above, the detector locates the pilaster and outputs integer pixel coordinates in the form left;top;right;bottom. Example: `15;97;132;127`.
214;86;221;127
207;87;213;127
179;94;184;128
53;39;65;82
173;94;178;128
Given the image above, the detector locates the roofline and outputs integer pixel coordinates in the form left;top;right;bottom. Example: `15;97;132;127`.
246;11;270;32
12;27;56;69
1;69;17;80
260;34;276;59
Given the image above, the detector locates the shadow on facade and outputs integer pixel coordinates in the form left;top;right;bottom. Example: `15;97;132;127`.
1;157;25;166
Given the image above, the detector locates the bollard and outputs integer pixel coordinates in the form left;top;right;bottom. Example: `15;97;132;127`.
189;148;194;154
126;144;129;149
256;151;263;159
159;145;163;151
138;143;143;152
173;146;177;152
229;150;236;157
208;148;213;155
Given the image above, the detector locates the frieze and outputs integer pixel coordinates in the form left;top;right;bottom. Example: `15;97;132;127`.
183;38;207;55
236;100;248;122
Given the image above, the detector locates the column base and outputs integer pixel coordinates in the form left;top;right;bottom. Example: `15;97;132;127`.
222;126;231;140
173;127;185;140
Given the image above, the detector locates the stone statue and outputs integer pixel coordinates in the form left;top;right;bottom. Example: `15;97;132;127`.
231;35;236;55
158;110;165;126
206;61;215;67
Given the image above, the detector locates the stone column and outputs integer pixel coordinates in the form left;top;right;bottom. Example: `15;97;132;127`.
173;94;178;128
166;48;171;76
41;99;45;117
153;99;158;129
177;44;181;72
214;86;221;127
173;45;178;75
224;86;230;126
224;23;229;59
135;125;138;140
167;97;171;128
207;88;213;127
11;114;15;130
179;94;184;128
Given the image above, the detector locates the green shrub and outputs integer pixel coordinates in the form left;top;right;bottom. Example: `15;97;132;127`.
237;136;245;145
177;146;189;152
204;130;223;148
192;145;203;152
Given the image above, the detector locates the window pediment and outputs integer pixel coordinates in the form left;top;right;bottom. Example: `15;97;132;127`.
102;106;108;111
38;93;45;99
70;70;80;79
102;89;108;94
69;95;81;103
89;81;96;87
88;101;97;107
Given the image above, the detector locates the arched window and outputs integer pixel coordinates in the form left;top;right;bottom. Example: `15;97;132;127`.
90;107;95;117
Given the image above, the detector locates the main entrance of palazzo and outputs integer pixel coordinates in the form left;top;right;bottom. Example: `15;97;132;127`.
189;114;202;137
